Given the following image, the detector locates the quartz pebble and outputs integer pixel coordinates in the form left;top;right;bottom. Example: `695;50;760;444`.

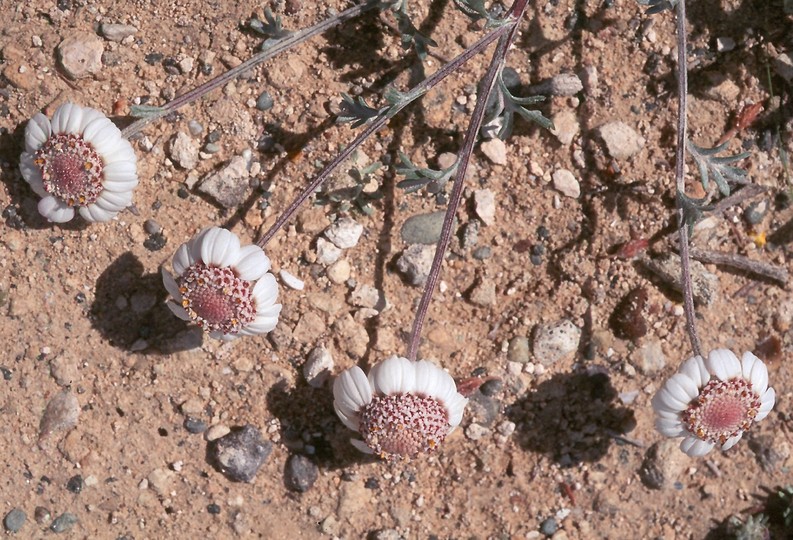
58;33;104;79
396;244;435;286
596;121;645;160
631;340;666;375
316;237;342;265
473;189;496;226
208;425;272;483
303;347;333;388
552;169;580;198
550;110;580;146
469;278;496;306
533;319;581;366
480;138;507;165
507;336;531;363
100;23;137;42
198;155;252;208
279;269;305;290
326;259;351;284
324;218;363;249
170;131;199;170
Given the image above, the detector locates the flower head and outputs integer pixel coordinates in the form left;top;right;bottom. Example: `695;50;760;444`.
652;349;775;457
333;355;468;460
162;227;281;340
19;103;138;223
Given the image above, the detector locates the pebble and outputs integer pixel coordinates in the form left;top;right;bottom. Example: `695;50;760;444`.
400;211;447;245
552;169;580;198
208;425;272;483
465;423;490;441
170;131;199;170
609;287;648;341
744;199;769;225
39;389;80;442
639;440;685;490
326;259;351;284
186;120;203;136
178;56;194;74
396;244;435;286
207;503;221;515
57;33;104;79
469;278;496;306
256;91;274;111
480;138;508;165
279;269;305;291
596;121;645;160
540;517;558;537
147;468;173;496
716;36;735;52
303;347;333;388
529;72;583;96
66;474;83;494
324;217;363;249
773;52;793;83
643;253;718;305
373;528;401;540
473;189;496;226
532;319;581;366
507;336;531;363
50;512;78;534
100;23;137;42
550;110;580;146
349;284;385;310
206;424;231;441
462;219;480;249
284;454;319;492
631;340;666;375
472;246;491;260
467;394;500;426
198;155;251;208
316;237;342;265
34;507;50;525
185;417;207;434
143;219;162;235
480;379;503;397
332;313;370;359
4;508;25;533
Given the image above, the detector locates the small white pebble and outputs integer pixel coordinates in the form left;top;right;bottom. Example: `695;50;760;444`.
279;269;305;290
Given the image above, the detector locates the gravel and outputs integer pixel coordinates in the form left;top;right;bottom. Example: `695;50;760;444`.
396;244;435;286
480;138;507;165
208;425;272;483
57;33;104;79
532;319;581;366
596;121;645;160
50;512;78;534
324;217;364;249
256;91;274;111
400;211;447;245
3;508;26;533
66;474;83;494
284;454;319;492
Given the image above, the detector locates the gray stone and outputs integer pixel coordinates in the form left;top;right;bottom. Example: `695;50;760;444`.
643;253;719;306
715;36;735;52
469;278;496;306
639;440;686;490
596;121;645;160
396;244;435;286
284;454;318;492
198;155;251;208
507;336;531;363
465;423;490;441
4;508;25;533
349;284;385;310
462;219;480;249
532;319;581;366
473;189;496;226
39;390;80;441
303;347;333;388
256;91;274;111
50;513;78;534
58;33;104;79
100;23;137;42
773;52;793;83
324;217;363;249
552;168;580;198
480;138;507;165
529;72;583;96
208;425;272;483
631;340;666;375
400;211;446;245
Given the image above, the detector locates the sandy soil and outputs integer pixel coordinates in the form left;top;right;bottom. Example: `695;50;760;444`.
1;0;792;538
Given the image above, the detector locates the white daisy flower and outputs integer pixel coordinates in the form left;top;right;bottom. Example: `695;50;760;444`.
333;355;468;460
651;349;775;457
162;227;282;341
19;102;138;223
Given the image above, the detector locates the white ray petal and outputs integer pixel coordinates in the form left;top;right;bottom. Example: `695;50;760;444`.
235;244;270;281
38;196;75;223
706;349;741;381
24;112;52;153
79;203;115;222
679;437;714;457
166;300;191;321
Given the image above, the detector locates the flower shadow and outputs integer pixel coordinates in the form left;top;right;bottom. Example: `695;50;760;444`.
90;251;199;353
265;379;377;470
506;369;636;466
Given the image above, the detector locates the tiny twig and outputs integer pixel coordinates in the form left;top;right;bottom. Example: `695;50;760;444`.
121;1;380;138
256;19;513;247
688;248;788;284
406;0;530;361
673;0;703;358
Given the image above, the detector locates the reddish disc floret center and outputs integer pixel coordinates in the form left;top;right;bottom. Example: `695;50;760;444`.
359;393;450;460
35;133;104;206
682;377;760;445
177;262;256;335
